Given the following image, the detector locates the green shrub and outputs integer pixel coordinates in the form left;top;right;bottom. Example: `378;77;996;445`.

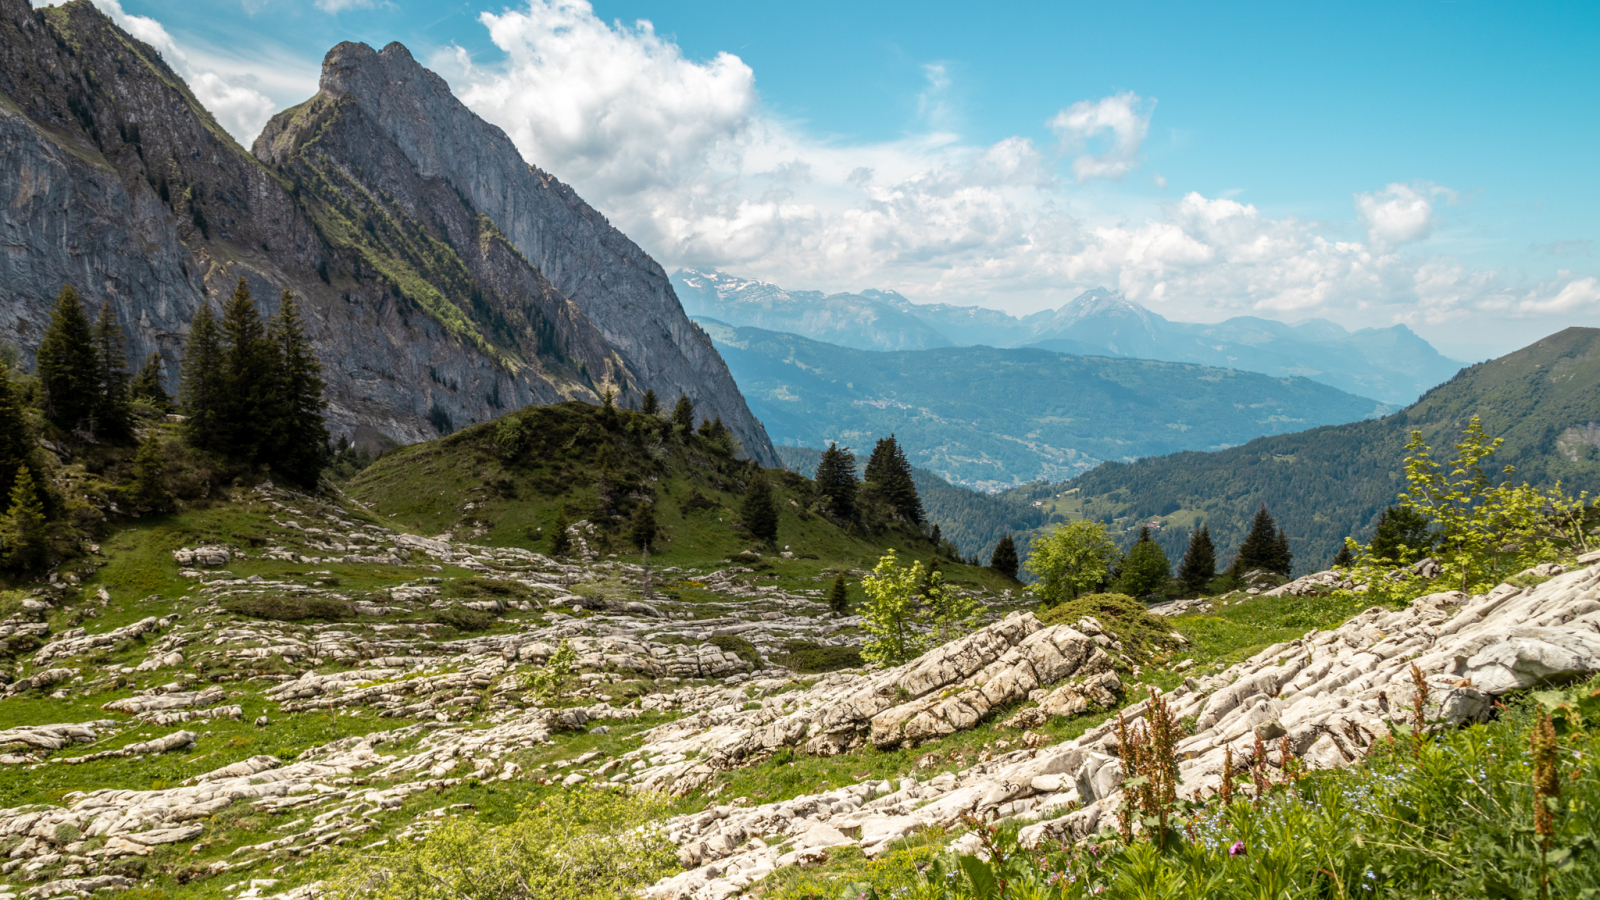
444;576;532;601
325;787;677;900
220;594;355;622
709;634;763;669
770;640;863;673
431;606;496;632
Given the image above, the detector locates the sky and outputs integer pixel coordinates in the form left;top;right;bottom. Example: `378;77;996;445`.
41;0;1600;361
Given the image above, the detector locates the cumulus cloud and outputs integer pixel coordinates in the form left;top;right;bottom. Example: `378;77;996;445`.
1355;182;1454;252
31;0;286;141
1048;91;1155;183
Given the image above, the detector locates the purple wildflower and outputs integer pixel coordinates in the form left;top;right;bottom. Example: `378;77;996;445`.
1228;840;1247;857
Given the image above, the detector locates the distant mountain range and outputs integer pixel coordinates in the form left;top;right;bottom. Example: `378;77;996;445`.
674;269;1464;406
699;320;1393;489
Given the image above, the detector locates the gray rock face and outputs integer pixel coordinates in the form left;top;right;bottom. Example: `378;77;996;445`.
0;1;774;462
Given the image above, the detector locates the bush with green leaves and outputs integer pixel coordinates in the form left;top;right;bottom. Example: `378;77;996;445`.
325;787;677;900
524;639;576;704
859;550;980;666
1027;520;1120;604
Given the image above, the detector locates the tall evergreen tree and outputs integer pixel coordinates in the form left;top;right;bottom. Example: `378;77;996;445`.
215;278;276;461
827;573;850;614
989;534;1019;580
865;435;923;524
1116;525;1171;597
0;465;46;571
628;500;658;552
1273;527;1294;576
180;303;224;451
268;291;330;487
671;394;694;432
1368;505;1433;564
1234;504;1291;575
813;443;858;519
129;352;172;413
547;507;572;557
740;470;779;544
0;373;29;502
1331;543;1355;568
1178;525;1216;593
641;389;660;417
36;285;97;431
128;431;172;514
91;303;132;439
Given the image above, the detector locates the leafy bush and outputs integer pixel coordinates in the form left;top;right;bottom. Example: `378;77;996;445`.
770;640;863;673
431;606;496;632
709;634;763;669
220;594;355;622
325;787;677;900
444;577;532;601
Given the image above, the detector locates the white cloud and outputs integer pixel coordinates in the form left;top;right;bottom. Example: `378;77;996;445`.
315;0;379;11
1047;91;1155;183
1519;275;1600;314
31;0;287;141
1355;182;1454;252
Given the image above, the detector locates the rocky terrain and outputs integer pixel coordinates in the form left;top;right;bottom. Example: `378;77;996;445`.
0;0;773;460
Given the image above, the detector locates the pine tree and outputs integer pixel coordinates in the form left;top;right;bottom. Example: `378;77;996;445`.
1272;527;1294;576
1331;543;1354;568
128;431;172;514
989;534;1019;580
180;302;224;451
1178;525;1216;593
828;573;850;614
0;373;29;502
641;389;660;417
865;435;923;524
1116;525;1171;597
1368;505;1433;564
547;507;572;557
628;501;657;552
36;285;97;431
91;303;132;440
1;464;47;571
129;352;172;413
740;470;779;545
672;394;694;432
268;291;330;487
813;442;858;519
215;278;276;462
1234;504;1286;575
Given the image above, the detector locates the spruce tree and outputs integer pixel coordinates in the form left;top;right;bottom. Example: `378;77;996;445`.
180;303;224;451
36;285;97;431
628;501;657;552
1116;526;1171;597
1368;505;1433;564
1331;543;1354;568
268;291;330;487
865;435;923;524
1;465;47;571
641;389;660;417
1234;504;1283;575
813;443;858;519
0;373;29;502
827;573;849;614
128;431;172;514
1178;525;1216;594
672;394;694;432
989;534;1019;580
130;352;172;413
547;507;572;557
91;303;132;440
215;278;276;462
740;470;779;545
1272;527;1294;576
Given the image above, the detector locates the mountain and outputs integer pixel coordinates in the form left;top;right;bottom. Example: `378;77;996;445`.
1020;327;1600;572
0;3;775;462
673;269;952;351
674;268;1463;405
699;319;1393;489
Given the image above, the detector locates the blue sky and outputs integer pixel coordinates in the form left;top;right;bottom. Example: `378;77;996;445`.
61;0;1600;360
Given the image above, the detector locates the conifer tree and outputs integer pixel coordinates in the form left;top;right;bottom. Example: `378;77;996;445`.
1117;525;1172;597
672;394;694;432
129;352;172;413
641;389;660;417
91;303;132;440
1178;524;1216;594
1;465;47;571
268;291;330;487
628;500;657;552
740;470;779;545
547;507;572;557
36;285;97;431
1331;543;1354;568
864;435;923;524
1228;499;1280;570
1273;527;1294;576
180;302;224;451
0;373;29;502
813;443;858;519
827;573;850;614
1368;505;1433;564
989;534;1019;580
215;278;276;461
128;431;172;514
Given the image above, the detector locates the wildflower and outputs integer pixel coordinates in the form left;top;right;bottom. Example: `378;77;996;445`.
1228;840;1247;857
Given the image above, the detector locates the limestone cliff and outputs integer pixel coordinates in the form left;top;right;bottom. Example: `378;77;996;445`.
0;0;776;461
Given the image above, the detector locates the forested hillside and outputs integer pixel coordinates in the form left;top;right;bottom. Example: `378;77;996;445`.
1026;327;1600;571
